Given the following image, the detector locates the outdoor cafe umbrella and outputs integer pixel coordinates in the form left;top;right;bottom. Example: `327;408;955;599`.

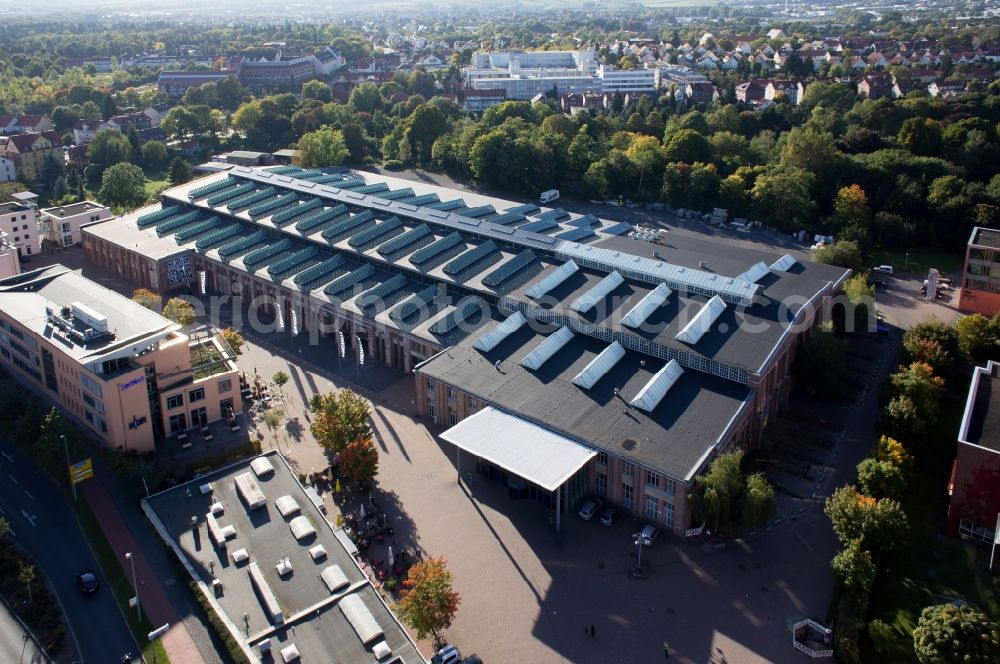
335;478;342;493
359;503;366;521
388;547;394;568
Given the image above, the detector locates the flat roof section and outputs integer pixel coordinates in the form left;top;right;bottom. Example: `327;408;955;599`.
83;205;192;261
142;452;423;664
419;324;751;481
441;406;597;491
971;227;1000;249
960;361;1000;453
0;265;179;364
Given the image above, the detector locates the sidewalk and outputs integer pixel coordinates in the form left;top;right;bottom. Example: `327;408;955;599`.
81;479;205;664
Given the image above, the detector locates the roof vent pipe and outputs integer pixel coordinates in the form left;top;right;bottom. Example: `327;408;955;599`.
698;260;708;269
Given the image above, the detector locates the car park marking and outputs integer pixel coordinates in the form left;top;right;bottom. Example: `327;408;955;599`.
1;451;13;462
21;509;36;527
8;474;17;484
24;490;34;500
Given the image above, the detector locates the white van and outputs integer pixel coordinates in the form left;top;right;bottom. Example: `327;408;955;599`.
873;265;894;275
539;189;560;204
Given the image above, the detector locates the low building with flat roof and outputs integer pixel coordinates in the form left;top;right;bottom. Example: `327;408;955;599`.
40;200;110;248
82;166;850;535
959;227;1000;315
0;265;243;451
947;360;1000;544
143;451;423;663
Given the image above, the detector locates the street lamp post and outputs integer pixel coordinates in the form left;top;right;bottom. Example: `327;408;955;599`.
631;534;650;577
61;434;76;501
125;552;140;621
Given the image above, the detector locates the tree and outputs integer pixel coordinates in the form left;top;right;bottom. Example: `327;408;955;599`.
219;327;244;355
751;168;816;231
131;288;160;311
830;539;876;593
301;79;333;103
309;389;371;454
88;128;132;167
169;157;194;184
162;297;196;326
272;370;289;402
296;126;348;169
824;485;908;554
812;240;863;272
882;394;926;444
348;82;383;114
742;472;775;528
899;117;944;156
663;128;712;164
339;436;379;483
902;321;960;378
689;450;746;533
141;141;167;170
397;556;461;642
890;362;945;422
18;561;35;604
874;435;911;469
913;604;1000;664
796;321;849;399
856;458;906;500
956;313;1000;363
98;162;146;211
261;407;285;449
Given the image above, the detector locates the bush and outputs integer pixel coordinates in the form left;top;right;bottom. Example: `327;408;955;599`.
868;619;893;655
382;159;404;170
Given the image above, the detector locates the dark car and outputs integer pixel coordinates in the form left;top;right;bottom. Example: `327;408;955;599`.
76;568;98;594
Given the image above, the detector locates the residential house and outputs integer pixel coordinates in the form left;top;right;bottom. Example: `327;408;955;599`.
685;81;717;105
764;79;802;104
0;156;15;182
2;131;62;181
72;120;113;145
143;104;170;128
108;113;152;132
928;80;966;97
735;79;768;103
857;73;893;99
0;115;53;135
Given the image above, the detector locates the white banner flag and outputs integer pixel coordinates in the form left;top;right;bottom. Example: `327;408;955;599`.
337;330;345;358
291;309;299;336
275;306;285;332
358;336;365;367
198;270;206;295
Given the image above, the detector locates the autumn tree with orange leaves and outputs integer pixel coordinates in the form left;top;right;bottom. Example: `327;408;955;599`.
340;437;379;483
308;389;371;454
397;556;461;644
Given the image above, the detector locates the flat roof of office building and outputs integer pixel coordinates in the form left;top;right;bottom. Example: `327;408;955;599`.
143;452;423;664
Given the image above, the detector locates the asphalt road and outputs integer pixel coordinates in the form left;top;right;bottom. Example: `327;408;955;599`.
0;438;138;664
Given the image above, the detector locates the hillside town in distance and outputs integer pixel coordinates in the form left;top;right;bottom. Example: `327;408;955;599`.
0;1;998;663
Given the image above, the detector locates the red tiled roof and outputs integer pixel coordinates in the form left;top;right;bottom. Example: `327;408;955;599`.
5;130;61;153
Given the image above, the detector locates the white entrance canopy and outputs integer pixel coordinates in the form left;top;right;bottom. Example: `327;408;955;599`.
441;406;597;492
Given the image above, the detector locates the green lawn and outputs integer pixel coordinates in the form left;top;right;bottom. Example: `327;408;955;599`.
71;499;170;664
868;248;965;279
143;167;170;198
864;399;1000;662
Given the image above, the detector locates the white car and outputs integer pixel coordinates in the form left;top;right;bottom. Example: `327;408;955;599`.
634;524;660;546
431;645;461;664
578;498;602;521
873;265;894;275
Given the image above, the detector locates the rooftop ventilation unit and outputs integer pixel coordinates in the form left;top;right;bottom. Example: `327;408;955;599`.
526;260;579;299
520;326;574;371
629;359;684;412
572;341;626;389
473;311;528;352
621;283;672;328
570;271;624;313
770;254;797;272
45;302;115;345
675;295;726;345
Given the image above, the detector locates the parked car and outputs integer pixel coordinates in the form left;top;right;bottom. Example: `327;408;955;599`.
634;524;660;546
76;568;99;594
578;498;602;521
599;505;618;526
431;645;461;664
872;265;894;274
867;279;887;289
460;656;483;664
